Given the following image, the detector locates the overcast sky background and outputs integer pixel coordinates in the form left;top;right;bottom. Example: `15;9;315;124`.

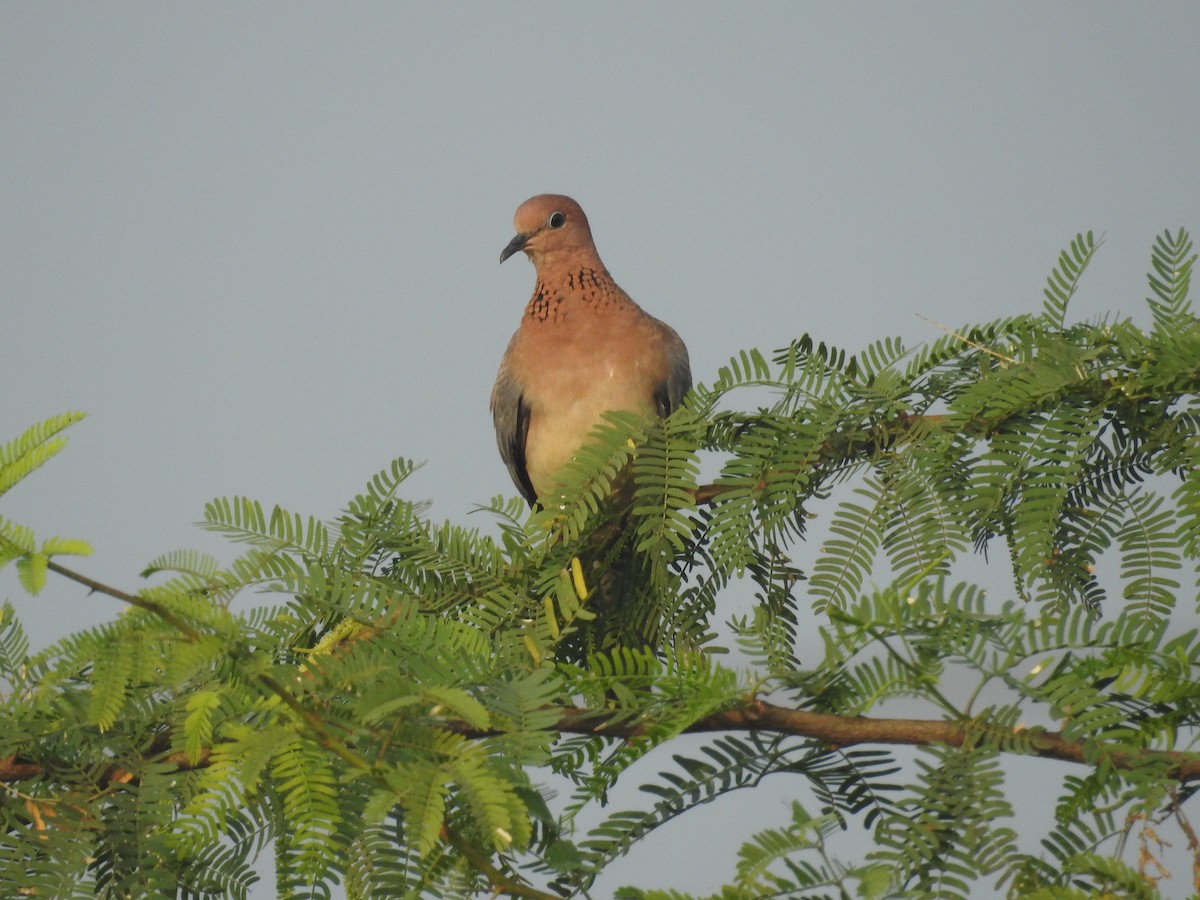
4;4;1200;897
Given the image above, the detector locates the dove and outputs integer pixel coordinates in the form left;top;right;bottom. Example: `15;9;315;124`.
491;195;691;506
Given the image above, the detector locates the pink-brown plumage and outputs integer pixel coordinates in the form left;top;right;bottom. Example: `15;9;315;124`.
491;195;691;505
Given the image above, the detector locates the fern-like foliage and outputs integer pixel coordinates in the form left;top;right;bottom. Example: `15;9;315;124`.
0;412;92;591
1;230;1199;898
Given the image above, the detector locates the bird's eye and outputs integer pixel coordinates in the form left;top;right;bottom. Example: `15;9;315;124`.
548;211;566;229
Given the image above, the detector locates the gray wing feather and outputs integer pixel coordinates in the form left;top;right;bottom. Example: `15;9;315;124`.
653;323;692;418
490;361;538;506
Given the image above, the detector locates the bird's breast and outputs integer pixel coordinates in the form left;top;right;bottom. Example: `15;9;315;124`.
514;313;662;498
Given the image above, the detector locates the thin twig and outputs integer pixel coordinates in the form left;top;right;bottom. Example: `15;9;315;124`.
1170;788;1200;891
441;825;562;900
917;313;1018;363
45;559;202;640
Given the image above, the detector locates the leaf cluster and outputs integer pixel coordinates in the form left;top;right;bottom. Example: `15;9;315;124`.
1;230;1198;898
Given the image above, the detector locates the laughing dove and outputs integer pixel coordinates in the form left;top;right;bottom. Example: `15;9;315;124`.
491;194;692;507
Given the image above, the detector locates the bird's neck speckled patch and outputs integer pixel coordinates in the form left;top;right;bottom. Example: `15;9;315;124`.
525;267;627;323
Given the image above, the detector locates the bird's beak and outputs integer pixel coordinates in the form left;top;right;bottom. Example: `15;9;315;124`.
500;232;530;264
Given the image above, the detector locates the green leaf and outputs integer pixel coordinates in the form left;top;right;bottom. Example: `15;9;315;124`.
15;551;48;594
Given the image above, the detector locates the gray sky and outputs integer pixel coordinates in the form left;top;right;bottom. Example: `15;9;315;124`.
3;4;1200;896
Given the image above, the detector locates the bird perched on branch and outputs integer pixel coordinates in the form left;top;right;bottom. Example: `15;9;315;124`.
491;194;691;508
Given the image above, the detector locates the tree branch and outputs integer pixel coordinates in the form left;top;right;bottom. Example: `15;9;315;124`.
5;699;1197;785
550;701;1200;780
691;410;942;505
45;559;202;640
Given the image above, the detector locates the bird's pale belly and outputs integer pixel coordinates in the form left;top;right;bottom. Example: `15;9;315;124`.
525;376;652;499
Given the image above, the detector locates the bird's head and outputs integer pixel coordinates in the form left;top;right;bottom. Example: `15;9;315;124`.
500;194;598;269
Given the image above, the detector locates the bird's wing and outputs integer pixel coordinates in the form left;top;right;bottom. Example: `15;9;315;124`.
490;358;538;506
652;320;692;418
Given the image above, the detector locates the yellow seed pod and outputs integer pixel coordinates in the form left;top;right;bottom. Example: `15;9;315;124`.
570;556;590;601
